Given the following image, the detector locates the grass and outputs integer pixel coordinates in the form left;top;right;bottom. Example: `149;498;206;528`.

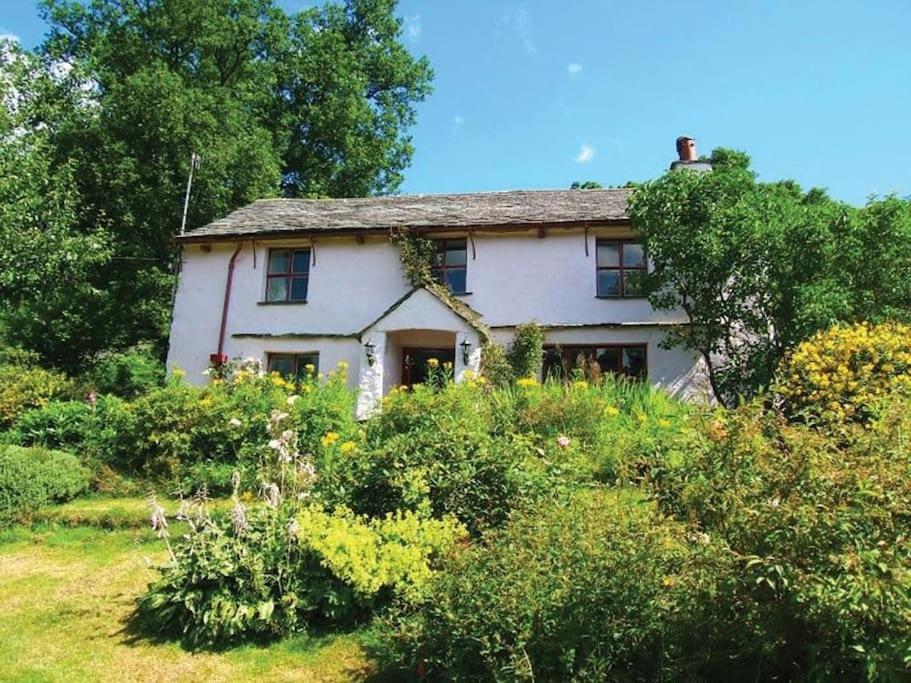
30;496;233;529
0;513;376;681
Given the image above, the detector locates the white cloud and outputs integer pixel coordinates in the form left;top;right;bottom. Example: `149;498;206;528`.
567;62;582;76
405;14;422;42
498;6;536;55
453;114;464;126
574;144;595;164
0;32;20;45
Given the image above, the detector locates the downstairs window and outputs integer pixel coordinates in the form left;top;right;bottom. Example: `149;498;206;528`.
542;344;647;381
267;352;320;382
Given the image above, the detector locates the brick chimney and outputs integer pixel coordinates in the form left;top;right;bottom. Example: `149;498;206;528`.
670;136;712;172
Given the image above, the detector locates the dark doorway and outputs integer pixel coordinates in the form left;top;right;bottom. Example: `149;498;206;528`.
401;347;455;387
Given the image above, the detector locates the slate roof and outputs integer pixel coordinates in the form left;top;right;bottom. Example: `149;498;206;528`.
177;188;632;242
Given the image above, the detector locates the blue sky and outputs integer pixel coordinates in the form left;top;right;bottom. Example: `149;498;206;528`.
3;1;910;205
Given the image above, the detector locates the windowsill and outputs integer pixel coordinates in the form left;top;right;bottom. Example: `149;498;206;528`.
453;291;472;297
595;295;647;300
258;300;308;306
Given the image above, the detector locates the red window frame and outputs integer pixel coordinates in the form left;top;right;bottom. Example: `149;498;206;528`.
596;239;646;298
431;239;468;294
542;344;648;380
266;248;310;302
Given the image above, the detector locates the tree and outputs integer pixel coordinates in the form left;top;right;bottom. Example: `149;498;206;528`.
0;40;112;353
628;148;911;406
570;180;603;189
0;0;432;368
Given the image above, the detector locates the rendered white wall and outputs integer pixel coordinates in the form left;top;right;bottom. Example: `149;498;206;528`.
167;227;695;396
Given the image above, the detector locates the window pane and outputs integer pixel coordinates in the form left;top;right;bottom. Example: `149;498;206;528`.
622;347;647;378
269;250;290;275
445;244;467;266
622;243;645;268
597;242;619;267
269;355;294;377
267;277;288;301
295;354;319;380
290;276;308;301
292;250;310;274
542;348;564;380
596;347;621;374
446;268;467;293
623;271;645;297
597;270;620;297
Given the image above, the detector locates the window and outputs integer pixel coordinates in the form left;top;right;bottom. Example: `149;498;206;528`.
596;240;645;297
267;353;319;382
266;248;310;302
542;344;647;381
431;239;467;294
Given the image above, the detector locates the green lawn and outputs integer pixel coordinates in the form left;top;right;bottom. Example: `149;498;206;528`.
0;501;376;682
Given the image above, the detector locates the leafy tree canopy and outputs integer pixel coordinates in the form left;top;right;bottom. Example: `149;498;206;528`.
570;180;603;189
629;148;911;406
1;0;432;368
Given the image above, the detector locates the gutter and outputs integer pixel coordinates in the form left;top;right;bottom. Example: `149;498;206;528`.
210;242;245;366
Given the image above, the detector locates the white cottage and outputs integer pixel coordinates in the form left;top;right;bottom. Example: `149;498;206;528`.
167;187;707;416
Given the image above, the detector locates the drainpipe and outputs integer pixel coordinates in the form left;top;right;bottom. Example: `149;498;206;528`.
210;242;244;367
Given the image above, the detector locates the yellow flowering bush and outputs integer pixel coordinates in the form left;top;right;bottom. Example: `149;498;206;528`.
0;362;73;428
775;321;911;423
296;505;466;603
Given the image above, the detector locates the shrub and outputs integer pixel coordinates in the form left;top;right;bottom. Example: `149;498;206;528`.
140;501;464;646
479;340;513;387
652;400;911;680
0;362;73;428
506;321;543;379
0;445;90;521
775;320;911;424
377;489;730;680
509;376;690;481
140;410;465;645
84;344;165;398
325;383;577;535
10;360;358;494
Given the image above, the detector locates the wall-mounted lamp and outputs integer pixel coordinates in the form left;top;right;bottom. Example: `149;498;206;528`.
364;339;376;366
459;338;472;365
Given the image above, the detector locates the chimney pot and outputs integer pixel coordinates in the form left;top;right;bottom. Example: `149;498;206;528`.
676;136;697;161
670;136;712;172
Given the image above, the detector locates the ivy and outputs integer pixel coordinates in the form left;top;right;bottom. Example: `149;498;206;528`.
392;231;436;287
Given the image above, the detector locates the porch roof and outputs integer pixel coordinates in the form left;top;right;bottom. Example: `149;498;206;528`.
358;284;489;340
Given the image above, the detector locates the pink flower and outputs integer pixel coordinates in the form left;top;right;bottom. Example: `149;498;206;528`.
556;435;571;449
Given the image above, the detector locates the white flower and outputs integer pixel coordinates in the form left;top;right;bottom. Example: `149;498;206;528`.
261;482;281;508
286;395;300;405
229;417;242;427
230;501;248;536
287;518;300;539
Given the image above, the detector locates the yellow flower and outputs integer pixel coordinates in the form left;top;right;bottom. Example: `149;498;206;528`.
305;363;316;374
340;441;357;454
572;380;588;389
321;432;340;448
337;360;349;370
443;361;453;370
516;376;537;387
658;418;671;428
427;358;439;368
173;368;186;379
604;405;620;418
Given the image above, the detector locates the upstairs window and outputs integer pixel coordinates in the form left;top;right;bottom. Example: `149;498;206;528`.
267;352;319;382
266;248;310;302
431;239;467;294
596;240;645;297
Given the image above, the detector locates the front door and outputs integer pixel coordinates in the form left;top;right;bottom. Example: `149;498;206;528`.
401;347;455;387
